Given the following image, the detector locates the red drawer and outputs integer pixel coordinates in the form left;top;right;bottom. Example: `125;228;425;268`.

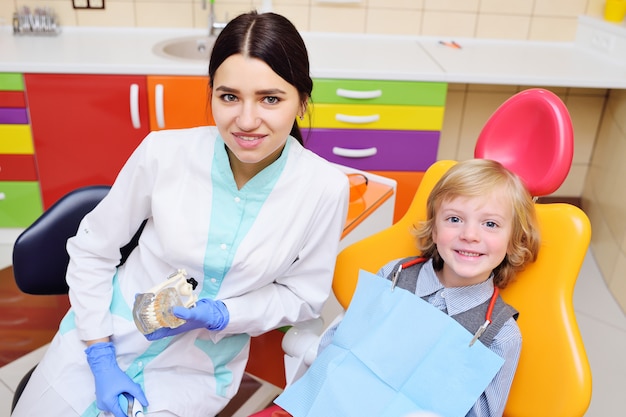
304;128;438;171
0;154;38;180
0;91;26;108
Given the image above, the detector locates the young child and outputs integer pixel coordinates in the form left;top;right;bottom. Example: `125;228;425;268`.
282;158;541;417
375;158;541;416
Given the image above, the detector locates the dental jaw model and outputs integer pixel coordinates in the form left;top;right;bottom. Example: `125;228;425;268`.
132;269;199;335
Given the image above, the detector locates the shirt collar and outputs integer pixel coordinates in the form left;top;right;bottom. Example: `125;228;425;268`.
416;259;495;316
214;135;292;192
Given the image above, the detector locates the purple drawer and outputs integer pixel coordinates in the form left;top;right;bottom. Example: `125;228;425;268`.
0;108;28;124
303;128;438;171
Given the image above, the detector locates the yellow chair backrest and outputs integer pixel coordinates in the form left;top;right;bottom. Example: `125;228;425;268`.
332;159;592;417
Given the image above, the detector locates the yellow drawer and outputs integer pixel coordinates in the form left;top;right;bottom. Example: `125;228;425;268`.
0;125;34;154
304;104;444;131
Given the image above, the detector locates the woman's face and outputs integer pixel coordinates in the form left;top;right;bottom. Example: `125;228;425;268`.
211;54;303;175
432;190;513;288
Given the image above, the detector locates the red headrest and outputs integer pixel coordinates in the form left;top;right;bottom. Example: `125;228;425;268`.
474;88;574;197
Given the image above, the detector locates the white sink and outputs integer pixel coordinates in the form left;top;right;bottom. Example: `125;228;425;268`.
153;36;216;61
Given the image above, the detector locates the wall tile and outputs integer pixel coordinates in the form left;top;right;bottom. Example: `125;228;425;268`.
566;95;605;164
424;0;479;13
0;0;609;44
608;251;626;313
476;14;530;39
421;11;477;37
584;89;626;311
588;201;620;284
368;0;422;9
135;2;193;27
528;16;578;41
533;0;587;17
568;87;608;96
438;88;464;161
556;164;587;196
0;1;16;26
272;5;311;31
608;89;626;135
479;0;533;15
271;0;310;6
365;9;421;35
310;5;366;32
77;2;135;26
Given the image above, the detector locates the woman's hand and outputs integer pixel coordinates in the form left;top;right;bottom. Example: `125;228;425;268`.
85;342;148;417
144;298;229;341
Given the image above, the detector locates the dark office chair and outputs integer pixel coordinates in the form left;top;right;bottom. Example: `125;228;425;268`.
10;185;145;412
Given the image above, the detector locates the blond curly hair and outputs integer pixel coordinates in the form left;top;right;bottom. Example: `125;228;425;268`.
413;159;540;289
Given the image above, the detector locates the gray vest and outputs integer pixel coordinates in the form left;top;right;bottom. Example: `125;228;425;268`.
387;257;519;347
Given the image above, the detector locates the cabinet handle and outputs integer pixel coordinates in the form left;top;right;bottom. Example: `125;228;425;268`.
129;83;141;129
0;336;32;348
335;113;380;124
0;316;28;326
336;88;382;100
155;84;165;129
332;146;377;158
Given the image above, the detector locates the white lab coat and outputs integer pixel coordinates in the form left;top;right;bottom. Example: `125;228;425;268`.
13;126;349;417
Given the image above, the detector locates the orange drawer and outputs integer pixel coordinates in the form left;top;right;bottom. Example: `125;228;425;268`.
370;170;425;223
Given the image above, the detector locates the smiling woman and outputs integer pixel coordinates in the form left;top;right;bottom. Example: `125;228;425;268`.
11;11;350;417
211;54;305;187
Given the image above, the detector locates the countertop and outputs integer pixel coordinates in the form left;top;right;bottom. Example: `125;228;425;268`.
1;16;625;88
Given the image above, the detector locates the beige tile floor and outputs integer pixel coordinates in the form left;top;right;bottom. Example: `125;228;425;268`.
1;245;625;416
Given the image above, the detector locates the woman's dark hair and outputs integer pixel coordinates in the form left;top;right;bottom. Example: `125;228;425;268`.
209;11;312;145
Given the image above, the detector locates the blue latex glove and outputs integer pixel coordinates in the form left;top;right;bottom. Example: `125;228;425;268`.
85;342;148;417
144;298;229;341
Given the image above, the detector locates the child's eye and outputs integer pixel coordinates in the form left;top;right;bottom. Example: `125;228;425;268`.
485;221;498;228
263;96;280;104
447;216;461;223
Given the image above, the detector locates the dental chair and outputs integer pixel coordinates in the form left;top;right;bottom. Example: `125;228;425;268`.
10;184;143;412
252;88;592;417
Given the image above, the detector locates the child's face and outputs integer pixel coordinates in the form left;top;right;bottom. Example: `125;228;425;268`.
432;190;513;288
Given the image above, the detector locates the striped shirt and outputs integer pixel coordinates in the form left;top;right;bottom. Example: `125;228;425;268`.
320;258;521;417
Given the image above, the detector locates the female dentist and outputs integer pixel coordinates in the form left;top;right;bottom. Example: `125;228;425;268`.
11;11;349;417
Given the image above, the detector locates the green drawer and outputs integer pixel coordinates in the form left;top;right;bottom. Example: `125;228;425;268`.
0;73;25;91
312;79;447;106
0;181;43;227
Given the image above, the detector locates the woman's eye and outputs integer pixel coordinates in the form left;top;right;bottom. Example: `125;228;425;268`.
264;96;280;105
221;94;237;102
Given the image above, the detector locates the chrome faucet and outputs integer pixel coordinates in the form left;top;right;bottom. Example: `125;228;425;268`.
202;0;227;37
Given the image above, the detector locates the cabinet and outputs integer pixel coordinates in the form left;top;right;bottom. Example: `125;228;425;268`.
147;75;214;130
24;74;214;208
0;73;43;227
24;74;151;209
302;79;447;221
0;266;70;367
